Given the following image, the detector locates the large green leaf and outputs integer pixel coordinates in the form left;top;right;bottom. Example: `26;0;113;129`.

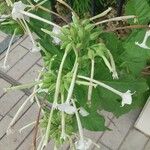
81;112;108;131
125;0;150;24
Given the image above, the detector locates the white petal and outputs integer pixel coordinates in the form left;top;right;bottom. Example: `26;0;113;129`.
79;107;89;117
57;103;76;114
135;42;150;49
12;1;27;20
52;26;61;45
112;71;119;80
31;45;41;53
75;139;92;150
0;64;10;71
121;90;133;107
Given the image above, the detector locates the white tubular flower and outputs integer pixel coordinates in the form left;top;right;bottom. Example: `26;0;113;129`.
135;29;150;49
52;26;61;45
78;76;135;107
75;139;92;150
121;90;134;107
31;45;41;53
57;103;76;115
79;107;89;117
12;1;27;20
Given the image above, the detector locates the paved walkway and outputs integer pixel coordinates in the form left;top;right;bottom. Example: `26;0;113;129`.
0;33;150;150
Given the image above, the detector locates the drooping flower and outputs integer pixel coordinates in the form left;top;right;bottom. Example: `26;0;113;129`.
52;26;61;45
75;139;92;150
121;90;134;107
79;107;89;117
31;45;41;53
135;29;150;49
57;103;76;115
11;1;27;20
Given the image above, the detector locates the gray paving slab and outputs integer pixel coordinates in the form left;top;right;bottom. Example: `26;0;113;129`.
0;36;27;60
20;36;33;50
0;104;39;150
7;51;41;80
0;36;5;43
100;110;140;150
119;129;148;150
19;64;42;84
0;45;28;72
0;115;12;138
8;95;32;118
0;91;24;116
144;139;150;150
0;79;11;97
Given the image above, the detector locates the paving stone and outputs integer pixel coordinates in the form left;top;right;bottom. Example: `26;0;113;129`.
0;115;12;138
0;104;39;150
0;36;5;43
85;111;113;149
37;58;44;66
0;36;27;60
135;97;150;136
0;45;28;72
17;131;33;150
7;52;41;80
20;36;33;50
144;139;150;150
8;95;32;118
0;91;24;115
0;32;7;38
0;79;11;97
100;110;140;150
19;64;42;84
93;143;110;150
119;129;148;150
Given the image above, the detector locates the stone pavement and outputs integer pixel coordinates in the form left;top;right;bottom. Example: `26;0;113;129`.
0;33;150;150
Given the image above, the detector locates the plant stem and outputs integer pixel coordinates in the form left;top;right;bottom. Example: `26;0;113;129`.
4;81;42;92
66;62;79;104
22;18;38;52
60;93;66;140
1;29;16;69
105;25;149;32
90;7;112;21
77;75;122;96
37;5;68;23
72;99;84;141
88;59;95;103
42;50;68;148
7;89;39;135
57;0;78;17
20;10;61;29
76;80;97;87
19;121;37;133
95;15;136;26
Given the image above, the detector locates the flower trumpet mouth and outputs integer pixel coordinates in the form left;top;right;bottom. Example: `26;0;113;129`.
135;27;150;49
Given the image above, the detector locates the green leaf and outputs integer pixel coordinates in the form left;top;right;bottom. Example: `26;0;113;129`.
81;112;108;131
125;0;150;24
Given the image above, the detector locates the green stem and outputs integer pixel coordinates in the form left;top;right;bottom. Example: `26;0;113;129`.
78;75;122;97
88;59;95;103
4;81;42;92
66;62;79;104
20;10;61;29
72;99;84;141
42;50;68;148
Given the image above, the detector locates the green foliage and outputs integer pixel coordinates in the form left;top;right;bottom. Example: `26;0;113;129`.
2;0;150;148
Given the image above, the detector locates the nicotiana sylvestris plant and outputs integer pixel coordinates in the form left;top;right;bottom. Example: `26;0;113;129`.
1;0;150;149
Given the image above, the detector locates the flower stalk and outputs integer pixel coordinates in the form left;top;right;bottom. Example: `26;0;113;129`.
88;59;95;104
0;29;17;71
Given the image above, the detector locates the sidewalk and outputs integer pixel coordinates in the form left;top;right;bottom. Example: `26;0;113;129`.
0;34;150;150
